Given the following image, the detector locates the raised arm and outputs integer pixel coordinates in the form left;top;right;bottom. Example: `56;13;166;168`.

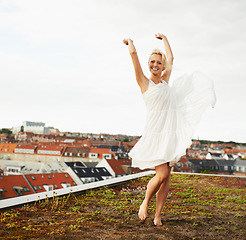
155;33;174;83
123;39;148;93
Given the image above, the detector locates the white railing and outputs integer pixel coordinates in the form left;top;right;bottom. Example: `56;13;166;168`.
0;170;155;210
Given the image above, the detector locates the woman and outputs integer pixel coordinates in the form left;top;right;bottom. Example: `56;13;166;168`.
123;33;216;226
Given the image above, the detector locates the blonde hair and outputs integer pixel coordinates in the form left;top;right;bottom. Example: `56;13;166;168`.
149;49;171;71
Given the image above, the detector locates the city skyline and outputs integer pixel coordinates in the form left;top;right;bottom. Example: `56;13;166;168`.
0;0;246;143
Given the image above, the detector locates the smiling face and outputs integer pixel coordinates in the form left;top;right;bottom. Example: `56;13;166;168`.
148;54;165;76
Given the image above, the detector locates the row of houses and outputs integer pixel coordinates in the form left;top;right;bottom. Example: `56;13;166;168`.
188;158;246;176
187;140;246;160
0;150;144;200
0;169;76;200
0;142;130;163
0;156;143;200
169;155;246;176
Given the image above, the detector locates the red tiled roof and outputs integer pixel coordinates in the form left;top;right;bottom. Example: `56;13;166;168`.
21;132;35;136
106;158;142;175
25;172;76;193
0;175;35;199
224;149;246;154
89;147;112;158
0;143;18;153
77;140;92;147
15;144;37;150
36;145;66;155
106;159;126;175
0;134;8;138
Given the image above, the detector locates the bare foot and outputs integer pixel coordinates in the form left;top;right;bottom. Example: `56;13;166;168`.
153;216;162;226
138;202;148;221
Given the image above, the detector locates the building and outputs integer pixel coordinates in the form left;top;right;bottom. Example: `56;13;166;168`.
174;156;194;173
0;160;69;175
0;143;18;160
0;170;76;200
96;157;141;177
62;146;90;162
188;159;238;175
24;172;76;193
0;173;35;200
12;121;51;135
65;162;112;184
233;159;246;176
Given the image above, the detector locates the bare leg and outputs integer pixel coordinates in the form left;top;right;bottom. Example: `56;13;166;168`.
138;163;170;221
154;166;171;226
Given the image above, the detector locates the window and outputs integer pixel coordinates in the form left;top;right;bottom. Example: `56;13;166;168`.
224;166;228;171
89;153;98;158
13;187;23;196
38;185;42;190
64;174;68;178
54;184;58;189
70;153;73;156
47;175;51;179
65;152;68;156
23;187;30;192
31;176;35;180
103;154;112;159
33;186;38;191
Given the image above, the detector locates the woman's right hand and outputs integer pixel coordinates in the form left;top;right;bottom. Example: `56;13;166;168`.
155;33;166;40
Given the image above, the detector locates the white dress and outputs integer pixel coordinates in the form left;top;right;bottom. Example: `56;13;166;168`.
129;71;216;169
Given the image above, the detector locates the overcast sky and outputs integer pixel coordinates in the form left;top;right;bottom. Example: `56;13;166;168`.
0;0;245;143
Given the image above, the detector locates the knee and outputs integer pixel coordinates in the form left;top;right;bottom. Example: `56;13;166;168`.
156;173;169;184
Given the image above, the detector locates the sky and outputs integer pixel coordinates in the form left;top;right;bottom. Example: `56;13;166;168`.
0;0;246;143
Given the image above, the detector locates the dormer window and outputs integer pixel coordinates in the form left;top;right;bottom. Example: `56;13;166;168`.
89;153;98;158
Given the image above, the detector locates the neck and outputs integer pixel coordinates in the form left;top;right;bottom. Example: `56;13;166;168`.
150;74;162;84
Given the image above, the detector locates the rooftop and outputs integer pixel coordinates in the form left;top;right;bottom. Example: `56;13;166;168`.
0;173;245;239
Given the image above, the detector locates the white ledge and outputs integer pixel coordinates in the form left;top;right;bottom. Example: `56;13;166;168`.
0;171;155;210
